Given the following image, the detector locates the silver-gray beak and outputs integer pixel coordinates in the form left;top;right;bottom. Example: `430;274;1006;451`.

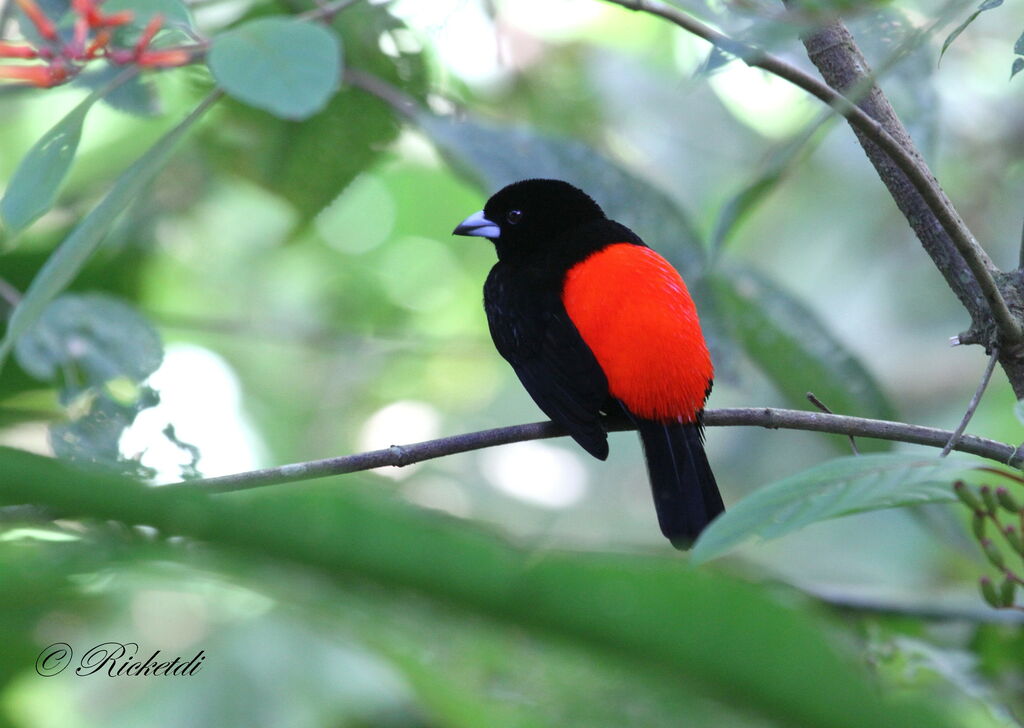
453;210;500;239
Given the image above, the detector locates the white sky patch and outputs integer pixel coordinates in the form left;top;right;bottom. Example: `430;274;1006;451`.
707;64;815;138
391;0;506;86
480;441;588;508
496;0;607;40
120;344;267;484
358;400;442;480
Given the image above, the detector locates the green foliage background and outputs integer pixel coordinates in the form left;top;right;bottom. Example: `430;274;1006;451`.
2;0;1024;725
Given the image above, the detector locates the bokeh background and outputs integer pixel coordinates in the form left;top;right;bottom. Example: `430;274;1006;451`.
2;0;1024;724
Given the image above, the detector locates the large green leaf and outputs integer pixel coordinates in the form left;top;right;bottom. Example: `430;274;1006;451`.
0;447;958;728
203;5;427;222
13;293;163;472
208;18;341;121
691;453;993;564
1;92;97;235
418;113;707;280
710;266;896;428
14;293;162;386
0;93;218;375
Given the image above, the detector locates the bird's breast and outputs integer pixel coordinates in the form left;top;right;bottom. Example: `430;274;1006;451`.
561;243;712;421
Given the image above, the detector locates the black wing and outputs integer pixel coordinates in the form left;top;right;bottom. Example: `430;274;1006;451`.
484;264;610;459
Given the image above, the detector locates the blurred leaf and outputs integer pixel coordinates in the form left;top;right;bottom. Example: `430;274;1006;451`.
418;113;707;280
203;5;427;222
1011;57;1024;80
101;0;193;51
13;293;163;473
14;293;162;387
692;454;985;563
710;115;828;258
0;93;217;374
51;386;159;474
710;266;897;426
696;45;734;77
0;92;97;236
208;18;341;121
76;62;160;117
1016;30;1024;55
0;448;958;728
335;588;763;728
940;0;1004;63
102;0;193;29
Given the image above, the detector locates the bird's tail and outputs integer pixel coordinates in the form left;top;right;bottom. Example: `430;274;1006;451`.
633;417;725;550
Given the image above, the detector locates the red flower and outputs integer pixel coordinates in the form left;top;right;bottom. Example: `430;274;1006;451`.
0;63;68;87
136;48;191;67
134;14;164;55
0;42;39;59
15;0;58;42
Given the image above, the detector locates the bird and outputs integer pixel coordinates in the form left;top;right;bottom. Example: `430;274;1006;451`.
453;178;724;549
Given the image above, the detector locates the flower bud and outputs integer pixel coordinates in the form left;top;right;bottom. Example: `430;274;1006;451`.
954;481;983;511
1000;574;1017;608
981;538;1006;570
972;511;987;540
981;486;998;515
996;487;1021;513
980;576;1001;608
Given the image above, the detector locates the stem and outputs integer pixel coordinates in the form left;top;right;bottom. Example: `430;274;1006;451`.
175;407;1023;494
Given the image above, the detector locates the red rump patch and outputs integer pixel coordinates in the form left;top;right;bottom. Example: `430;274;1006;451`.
562;243;713;422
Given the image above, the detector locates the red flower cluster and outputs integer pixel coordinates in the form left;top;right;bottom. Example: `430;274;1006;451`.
0;0;192;87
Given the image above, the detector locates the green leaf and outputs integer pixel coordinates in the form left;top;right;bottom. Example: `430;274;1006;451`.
692;453;985;563
1015;29;1024;55
1;93;96;235
14;293;162;387
940;0;1004;63
102;0;193;28
76;63;160;117
0;448;959;728
0;93;218;375
201;5;427;222
208;18;341;121
418;113;706;280
710;115;827;258
710;266;896;427
1012;57;1024;80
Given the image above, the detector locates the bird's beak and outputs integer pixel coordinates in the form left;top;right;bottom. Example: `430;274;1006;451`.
453;210;500;239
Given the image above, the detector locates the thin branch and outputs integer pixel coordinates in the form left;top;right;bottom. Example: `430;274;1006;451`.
941;346;1000;457
173;407;1023;494
600;0;1022;345
806;391;859;454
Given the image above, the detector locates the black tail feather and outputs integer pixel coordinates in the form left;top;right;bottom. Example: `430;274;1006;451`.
633;417;724;550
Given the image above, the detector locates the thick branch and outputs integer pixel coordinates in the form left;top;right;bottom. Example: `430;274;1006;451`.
601;0;1022;349
178;408;1022;494
789;19;1024;346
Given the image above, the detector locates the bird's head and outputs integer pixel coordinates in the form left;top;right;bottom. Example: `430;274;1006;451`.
453;179;606;261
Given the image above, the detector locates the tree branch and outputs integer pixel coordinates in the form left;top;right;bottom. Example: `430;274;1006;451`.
600;0;1022;348
177;407;1022;494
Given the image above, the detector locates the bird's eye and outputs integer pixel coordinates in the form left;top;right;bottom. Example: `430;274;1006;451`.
506;209;523;225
